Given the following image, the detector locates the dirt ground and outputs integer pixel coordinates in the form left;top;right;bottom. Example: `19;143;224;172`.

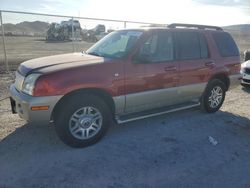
0;36;94;71
0;73;250;188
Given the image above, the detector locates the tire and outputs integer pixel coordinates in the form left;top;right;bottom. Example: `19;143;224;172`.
201;79;226;113
54;94;111;148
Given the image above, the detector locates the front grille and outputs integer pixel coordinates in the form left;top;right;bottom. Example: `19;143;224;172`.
14;72;24;91
244;68;250;74
243;79;250;83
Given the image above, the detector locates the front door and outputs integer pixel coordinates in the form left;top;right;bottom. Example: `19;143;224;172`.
124;30;179;114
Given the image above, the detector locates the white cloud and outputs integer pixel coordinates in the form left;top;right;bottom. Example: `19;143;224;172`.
40;4;55;11
78;0;249;26
1;0;250;26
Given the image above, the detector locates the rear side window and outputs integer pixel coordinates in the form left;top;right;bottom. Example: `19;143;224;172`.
155;31;174;61
199;34;209;58
176;32;205;60
213;32;239;57
138;31;174;62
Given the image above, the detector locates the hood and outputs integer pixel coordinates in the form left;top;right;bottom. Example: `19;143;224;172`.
18;53;108;76
242;60;250;68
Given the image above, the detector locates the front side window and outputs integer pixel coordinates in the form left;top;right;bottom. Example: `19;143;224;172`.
138;31;174;62
86;30;143;58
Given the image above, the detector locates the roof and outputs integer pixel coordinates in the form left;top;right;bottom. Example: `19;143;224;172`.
119;23;224;33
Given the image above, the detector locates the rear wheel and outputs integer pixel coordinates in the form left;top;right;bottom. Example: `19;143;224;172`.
201;79;226;113
54;94;111;148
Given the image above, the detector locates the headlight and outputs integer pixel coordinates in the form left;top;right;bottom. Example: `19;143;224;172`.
22;74;41;95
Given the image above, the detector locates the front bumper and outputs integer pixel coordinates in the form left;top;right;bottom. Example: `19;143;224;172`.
229;74;242;90
241;72;250;85
9;84;63;125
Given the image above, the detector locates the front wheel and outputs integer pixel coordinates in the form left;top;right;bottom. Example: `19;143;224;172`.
201;79;226;113
54;94;111;148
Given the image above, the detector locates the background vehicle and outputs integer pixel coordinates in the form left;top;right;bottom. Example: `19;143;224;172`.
46;19;82;41
241;62;250;87
241;50;250;87
10;24;241;148
82;24;106;42
46;21;108;42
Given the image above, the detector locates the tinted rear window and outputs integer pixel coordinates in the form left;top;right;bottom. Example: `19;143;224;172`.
213;32;239;57
176;32;209;60
176;32;200;60
199;33;209;59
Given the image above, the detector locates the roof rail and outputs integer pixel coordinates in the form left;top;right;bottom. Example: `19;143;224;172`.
167;23;223;31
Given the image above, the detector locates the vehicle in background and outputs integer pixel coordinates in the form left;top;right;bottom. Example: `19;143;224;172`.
10;23;241;148
46;21;109;42
82;24;106;42
241;50;250;87
46;19;82;41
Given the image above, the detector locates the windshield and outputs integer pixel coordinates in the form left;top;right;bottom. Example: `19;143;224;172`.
86;30;143;58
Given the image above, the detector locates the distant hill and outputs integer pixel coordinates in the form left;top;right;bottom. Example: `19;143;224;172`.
221;24;250;54
2;21;49;36
223;24;250;38
223;24;250;31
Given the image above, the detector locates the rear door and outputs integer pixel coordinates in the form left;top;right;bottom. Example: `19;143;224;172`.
175;31;212;102
124;30;179;114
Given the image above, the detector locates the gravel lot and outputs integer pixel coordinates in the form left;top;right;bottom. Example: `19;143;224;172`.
0;73;250;188
0;37;94;71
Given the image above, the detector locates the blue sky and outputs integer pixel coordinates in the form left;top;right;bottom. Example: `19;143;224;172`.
1;0;250;27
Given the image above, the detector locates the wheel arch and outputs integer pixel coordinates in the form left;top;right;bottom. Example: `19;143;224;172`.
51;88;116;121
208;73;230;91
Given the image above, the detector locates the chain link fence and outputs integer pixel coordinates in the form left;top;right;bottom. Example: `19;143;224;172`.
0;10;157;72
0;10;250;72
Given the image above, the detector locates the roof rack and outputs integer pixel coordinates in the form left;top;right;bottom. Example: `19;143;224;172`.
167;23;223;31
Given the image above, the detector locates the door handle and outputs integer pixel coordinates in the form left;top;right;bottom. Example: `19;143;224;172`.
205;61;215;68
164;66;177;72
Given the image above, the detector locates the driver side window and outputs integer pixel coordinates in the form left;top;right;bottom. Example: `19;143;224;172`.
138;31;174;62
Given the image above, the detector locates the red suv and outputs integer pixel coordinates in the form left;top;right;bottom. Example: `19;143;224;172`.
10;23;241;147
